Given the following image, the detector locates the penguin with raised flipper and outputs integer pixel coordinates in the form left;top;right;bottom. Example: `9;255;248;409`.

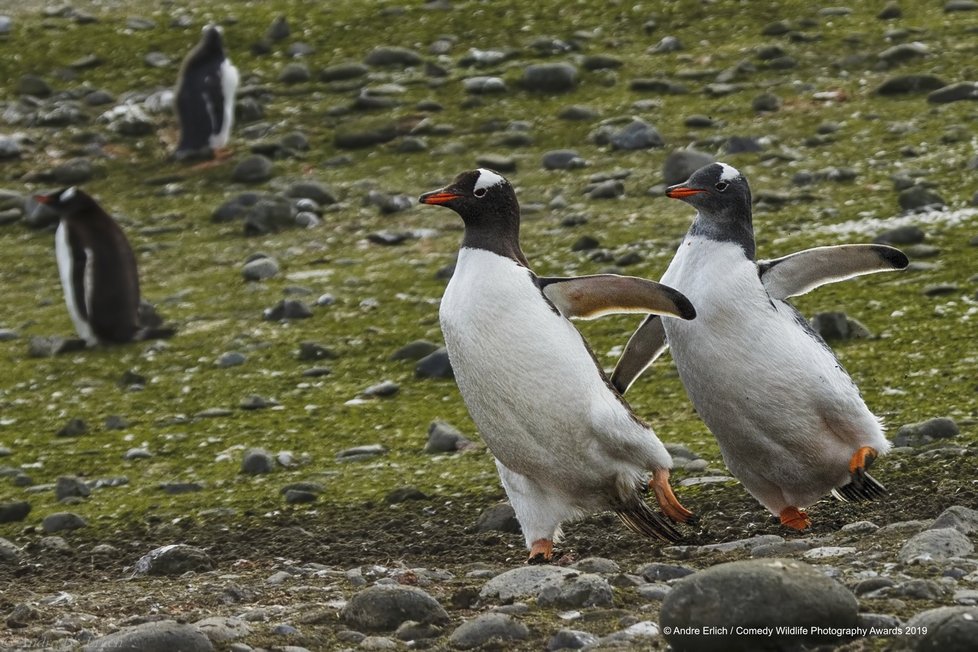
34;187;173;346
420;168;698;562
173;24;239;161
612;162;909;530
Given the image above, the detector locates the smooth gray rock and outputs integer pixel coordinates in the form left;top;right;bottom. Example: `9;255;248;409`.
0;501;31;524
449;613;529;649
542;149;586;170
904;606;978;651
610;119;663;150
279;62;311;84
18;74;52;97
480;566;577;602
55;476;91;501
82;620;214;652
945;0;978;11
47;158;95;185
928;82;978;103
899;185;945;210
661;559;859;652
241;448;275;475
415;348;453;379
41;512;87;533
930;506;978;534
321;62;369;81
587;179;624;199
475;503;521;533
637;562;695;582
341;585;450;632
232;155;274;184
390;340;439;361
365;46;423;67
548;629;599;650
522;63;578;93
899;528;974;562
572;557;620;574
537;572;613;608
193;616;251;643
0;537;20;562
874;225;925;245
263;299;312;320
877;74;947;95
463;76;507;94
217;351;247;367
893;417;959;446
810;312;872;340
663;149;715;186
424;421;474;453
286;181;337;205
134;544;214;575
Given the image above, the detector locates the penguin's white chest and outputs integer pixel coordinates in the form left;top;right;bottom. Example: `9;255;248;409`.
55;221;96;345
439;248;612;478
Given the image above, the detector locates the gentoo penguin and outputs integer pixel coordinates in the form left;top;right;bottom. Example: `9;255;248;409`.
420;169;698;562
35;187;142;346
611;162;909;530
174;24;239;161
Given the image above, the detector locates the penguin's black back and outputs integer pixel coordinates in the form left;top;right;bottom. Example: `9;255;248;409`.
175;27;227;153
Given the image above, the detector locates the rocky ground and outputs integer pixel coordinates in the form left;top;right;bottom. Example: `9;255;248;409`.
1;0;977;650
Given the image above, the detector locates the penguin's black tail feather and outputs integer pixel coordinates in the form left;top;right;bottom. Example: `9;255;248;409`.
615;500;683;543
832;472;887;502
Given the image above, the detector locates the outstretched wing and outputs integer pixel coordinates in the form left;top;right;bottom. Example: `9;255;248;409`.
758;244;908;299
610;315;667;395
536;274;696;321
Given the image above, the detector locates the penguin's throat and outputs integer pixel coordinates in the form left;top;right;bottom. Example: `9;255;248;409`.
690;213;756;260
461;222;528;266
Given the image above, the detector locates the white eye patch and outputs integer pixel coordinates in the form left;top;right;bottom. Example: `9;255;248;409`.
718;163;742;182
61;186;77;201
474;168;505;192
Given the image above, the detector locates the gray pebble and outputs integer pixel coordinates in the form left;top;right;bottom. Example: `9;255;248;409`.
362;380;400;397
341;585;450;632
415;348;453;379
475;503;521;534
0;537;21;562
337;444;388;461
217;351;247;367
522;63;578;93
42;512;87;533
905;606;978;650
242;256;279;281
241;448;276;474
930;505;978;534
390;340;439;361
893;417;959;446
449;613;529;649
899;528;974;562
537;573;613;608
232;155;275;184
55;476;91;501
0;501;31;524
661;559;859;652
424;421;475;453
134;544;214;576
82;620;215;652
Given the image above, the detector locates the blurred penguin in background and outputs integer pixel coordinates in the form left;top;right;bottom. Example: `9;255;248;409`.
173;24;239;162
35;187;174;346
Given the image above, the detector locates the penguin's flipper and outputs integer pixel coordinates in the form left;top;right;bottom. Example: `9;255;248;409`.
537;275;696;321
610;315;667;395
758;244;909;299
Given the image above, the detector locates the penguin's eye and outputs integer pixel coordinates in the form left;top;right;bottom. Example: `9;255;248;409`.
715;182;729;192
473;187;487;198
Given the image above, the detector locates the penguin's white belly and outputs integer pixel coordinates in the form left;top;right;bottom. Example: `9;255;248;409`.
211;58;238;149
55;222;96;346
440;248;658;501
661;237;886;507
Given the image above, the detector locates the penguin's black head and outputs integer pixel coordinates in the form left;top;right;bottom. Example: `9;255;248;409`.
33;187;98;217
666;162;756;258
199;24;226;55
419;169;526;263
666;163;752;218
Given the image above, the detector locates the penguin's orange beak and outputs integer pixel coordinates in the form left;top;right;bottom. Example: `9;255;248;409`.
419;190;462;205
33;193;53;205
665;185;706;199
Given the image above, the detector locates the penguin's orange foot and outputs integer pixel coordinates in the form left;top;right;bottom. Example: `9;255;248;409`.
527;539;553;564
848;446;877;489
779;506;812;530
652;469;697;525
213;146;233;161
